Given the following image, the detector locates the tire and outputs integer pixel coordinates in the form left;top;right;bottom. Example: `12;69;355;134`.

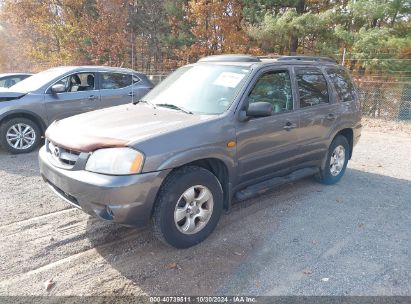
0;117;42;154
152;166;223;248
316;135;350;185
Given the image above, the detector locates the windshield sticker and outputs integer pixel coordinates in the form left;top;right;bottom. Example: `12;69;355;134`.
213;72;245;88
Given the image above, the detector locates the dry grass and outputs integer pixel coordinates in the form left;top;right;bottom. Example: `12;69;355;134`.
362;117;411;136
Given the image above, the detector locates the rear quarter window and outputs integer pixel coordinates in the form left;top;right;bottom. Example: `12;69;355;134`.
326;68;356;102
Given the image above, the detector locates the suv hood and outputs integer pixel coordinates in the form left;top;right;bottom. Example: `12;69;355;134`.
46;104;214;152
0;89;27;101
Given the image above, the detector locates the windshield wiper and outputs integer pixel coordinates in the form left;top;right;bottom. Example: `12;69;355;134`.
156;103;193;114
133;99;156;108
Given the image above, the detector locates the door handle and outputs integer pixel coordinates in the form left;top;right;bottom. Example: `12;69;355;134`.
88;95;98;101
283;121;297;130
326;113;336;121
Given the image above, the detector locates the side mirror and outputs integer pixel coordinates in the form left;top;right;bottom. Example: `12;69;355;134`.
51;84;66;93
246;102;273;118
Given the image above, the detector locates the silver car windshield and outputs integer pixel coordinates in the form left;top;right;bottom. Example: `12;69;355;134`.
144;64;251;115
10;69;69;92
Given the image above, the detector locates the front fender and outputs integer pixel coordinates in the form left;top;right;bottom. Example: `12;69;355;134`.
158;145;235;171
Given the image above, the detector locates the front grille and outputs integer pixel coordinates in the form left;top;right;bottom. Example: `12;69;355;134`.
46;140;80;168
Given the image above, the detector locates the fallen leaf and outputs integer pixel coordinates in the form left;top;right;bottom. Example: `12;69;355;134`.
311;240;319;245
321;278;329;282
44;278;56;291
303;268;313;275
166;262;178;269
358;223;364;228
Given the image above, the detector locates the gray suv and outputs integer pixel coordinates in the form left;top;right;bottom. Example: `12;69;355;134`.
0;66;153;153
39;55;362;248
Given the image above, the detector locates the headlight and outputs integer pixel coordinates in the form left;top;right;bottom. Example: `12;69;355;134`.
85;147;144;175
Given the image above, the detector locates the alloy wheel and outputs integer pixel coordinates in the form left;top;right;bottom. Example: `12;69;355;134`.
174;185;214;235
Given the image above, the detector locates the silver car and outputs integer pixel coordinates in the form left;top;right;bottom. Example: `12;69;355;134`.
0;73;33;88
0;66;153;153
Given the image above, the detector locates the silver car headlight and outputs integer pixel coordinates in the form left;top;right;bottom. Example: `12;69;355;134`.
85;147;144;175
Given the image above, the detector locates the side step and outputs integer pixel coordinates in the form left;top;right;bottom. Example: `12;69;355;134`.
234;167;319;201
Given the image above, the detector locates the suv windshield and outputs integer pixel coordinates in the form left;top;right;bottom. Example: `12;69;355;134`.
10;68;69;92
144;64;251;114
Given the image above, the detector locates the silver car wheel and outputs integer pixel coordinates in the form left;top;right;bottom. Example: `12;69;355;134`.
6;123;36;150
330;145;345;176
174;185;214;235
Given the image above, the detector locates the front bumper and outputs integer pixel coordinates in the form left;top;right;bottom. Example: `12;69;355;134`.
39;146;170;227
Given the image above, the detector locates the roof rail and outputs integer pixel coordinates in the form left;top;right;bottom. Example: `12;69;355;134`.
198;54;261;63
277;56;337;63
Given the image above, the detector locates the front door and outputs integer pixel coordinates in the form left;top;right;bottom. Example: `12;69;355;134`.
44;72;100;123
235;68;300;185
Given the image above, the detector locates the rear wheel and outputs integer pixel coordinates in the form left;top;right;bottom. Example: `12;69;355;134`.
152;166;223;248
317;135;349;185
0;118;41;154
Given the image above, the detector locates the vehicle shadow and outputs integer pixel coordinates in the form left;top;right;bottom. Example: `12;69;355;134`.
87;168;411;295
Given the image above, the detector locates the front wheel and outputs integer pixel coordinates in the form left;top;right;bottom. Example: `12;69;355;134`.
152;166;223;248
317;135;349;185
0;118;42;154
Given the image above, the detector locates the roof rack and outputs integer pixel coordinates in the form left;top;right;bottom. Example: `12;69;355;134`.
198;54;261;63
277;56;337;63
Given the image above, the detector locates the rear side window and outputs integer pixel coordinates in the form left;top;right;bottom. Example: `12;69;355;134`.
326;68;356;102
296;68;329;108
101;73;139;90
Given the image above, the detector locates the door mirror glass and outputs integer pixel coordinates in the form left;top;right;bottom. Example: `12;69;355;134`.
51;84;66;93
246;102;273;117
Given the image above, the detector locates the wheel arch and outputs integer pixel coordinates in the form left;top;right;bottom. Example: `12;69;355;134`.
0;110;47;133
153;157;232;215
335;128;354;159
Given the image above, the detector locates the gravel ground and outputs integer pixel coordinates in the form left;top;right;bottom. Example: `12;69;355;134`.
0;127;410;296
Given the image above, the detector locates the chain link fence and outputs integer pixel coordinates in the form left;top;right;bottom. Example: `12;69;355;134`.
355;80;411;121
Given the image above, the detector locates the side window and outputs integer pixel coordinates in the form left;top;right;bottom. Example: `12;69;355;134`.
7;77;21;87
296;68;329;108
55;73;95;93
248;70;293;113
101;73;136;90
326;68;356;102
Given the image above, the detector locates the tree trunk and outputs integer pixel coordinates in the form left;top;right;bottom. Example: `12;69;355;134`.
289;0;305;55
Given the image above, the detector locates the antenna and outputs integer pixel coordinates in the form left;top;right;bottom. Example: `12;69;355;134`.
131;32;135;104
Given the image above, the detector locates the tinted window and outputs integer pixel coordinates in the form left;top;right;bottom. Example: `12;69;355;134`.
326;68;356;102
101;73;137;89
248;70;293;113
296;69;329;108
55;73;95;92
0;76;23;88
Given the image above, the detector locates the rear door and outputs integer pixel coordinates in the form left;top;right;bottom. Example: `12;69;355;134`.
99;72;148;108
325;66;360;123
294;67;339;162
235;67;300;185
44;72;100;122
